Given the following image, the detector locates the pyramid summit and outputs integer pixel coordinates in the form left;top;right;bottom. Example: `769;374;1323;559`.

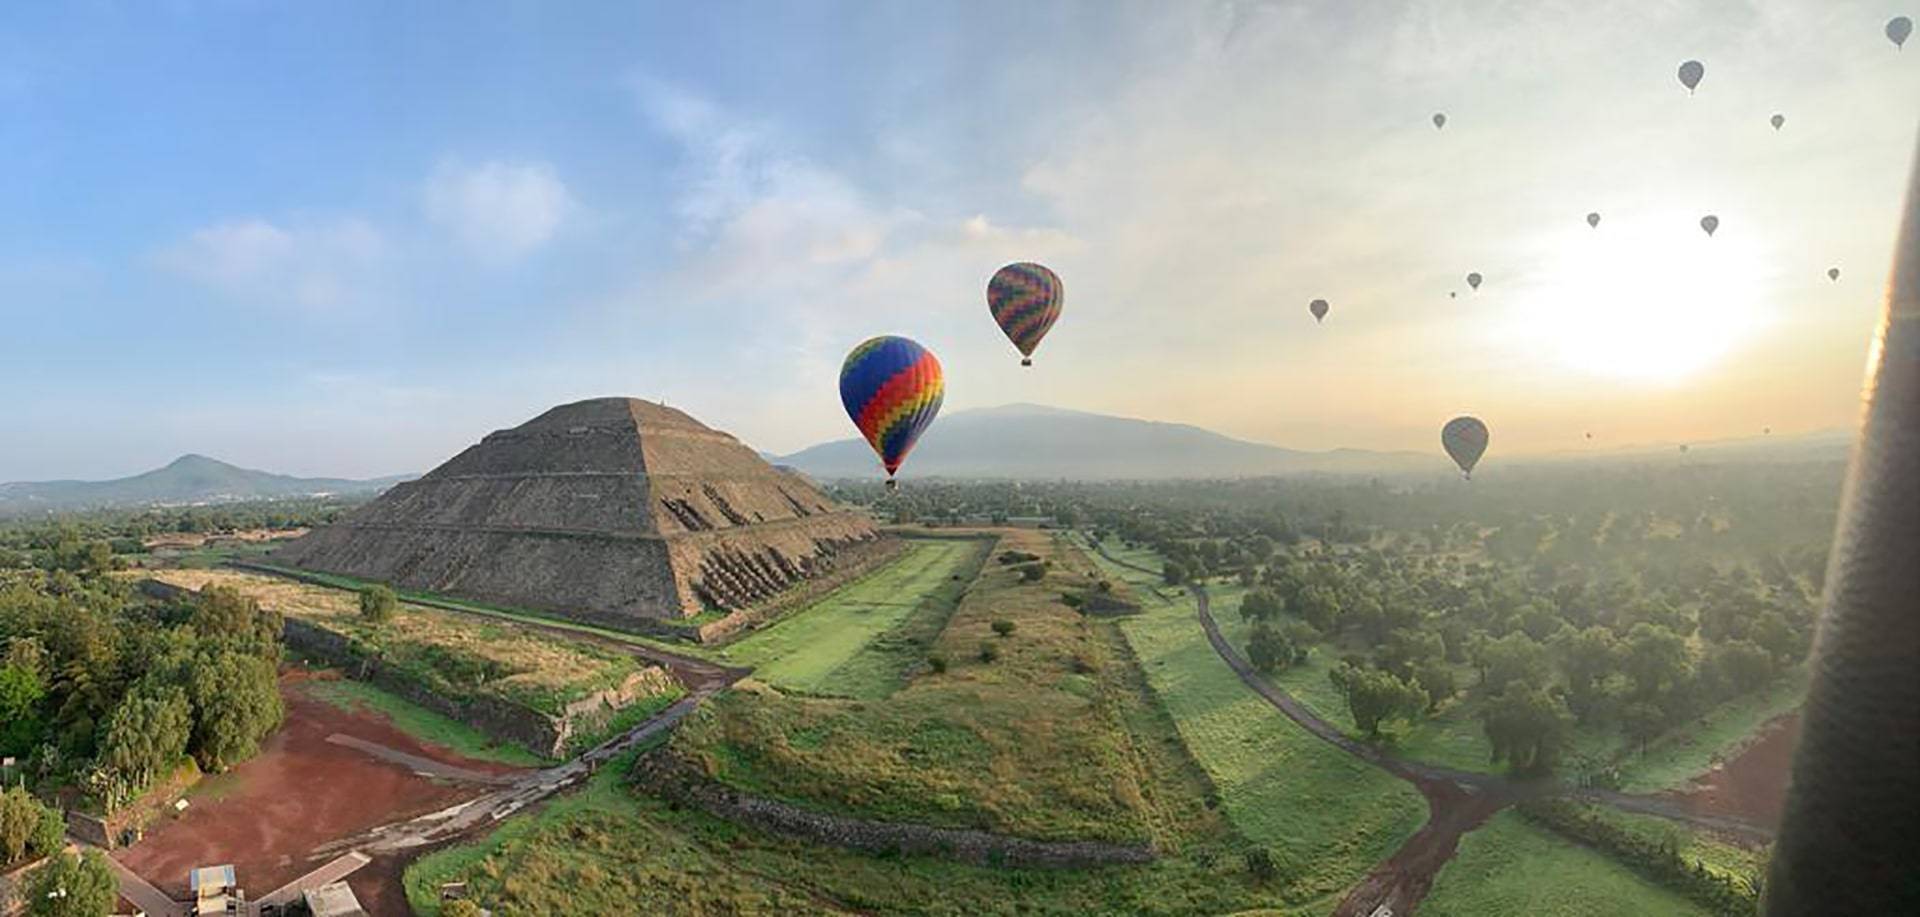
276;397;887;634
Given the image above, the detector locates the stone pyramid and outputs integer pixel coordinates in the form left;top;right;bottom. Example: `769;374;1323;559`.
276;397;882;629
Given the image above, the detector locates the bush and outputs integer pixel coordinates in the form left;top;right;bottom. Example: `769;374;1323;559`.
1243;847;1277;882
1518;799;1758;916
24;849;117;917
991;619;1016;638
1020;563;1045;582
0;785;64;869
927;653;948;674
360;584;398;623
977;641;999;663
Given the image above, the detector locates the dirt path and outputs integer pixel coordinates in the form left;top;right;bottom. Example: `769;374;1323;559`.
325;734;521;786
1086;538;1774;915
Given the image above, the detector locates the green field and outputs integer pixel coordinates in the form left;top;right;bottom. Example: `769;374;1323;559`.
1613;672;1805;792
1087;538;1428;908
302;676;551;767
719;538;991;698
1422;811;1713;917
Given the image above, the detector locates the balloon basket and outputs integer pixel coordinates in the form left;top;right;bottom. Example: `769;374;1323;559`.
1021;358;1032;366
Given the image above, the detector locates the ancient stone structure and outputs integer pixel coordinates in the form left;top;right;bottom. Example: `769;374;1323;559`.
277;397;884;630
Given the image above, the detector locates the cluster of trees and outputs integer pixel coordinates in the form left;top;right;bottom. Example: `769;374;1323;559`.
0;547;285;813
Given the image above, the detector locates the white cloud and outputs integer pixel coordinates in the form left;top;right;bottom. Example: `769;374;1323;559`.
424;160;576;261
153;216;385;309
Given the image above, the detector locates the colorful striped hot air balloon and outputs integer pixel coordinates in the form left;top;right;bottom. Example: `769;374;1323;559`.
839;335;944;489
987;262;1064;366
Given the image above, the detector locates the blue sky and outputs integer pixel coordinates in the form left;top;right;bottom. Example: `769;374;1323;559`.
3;1;1918;481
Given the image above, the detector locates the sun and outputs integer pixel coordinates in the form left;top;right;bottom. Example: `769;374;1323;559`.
1508;216;1773;383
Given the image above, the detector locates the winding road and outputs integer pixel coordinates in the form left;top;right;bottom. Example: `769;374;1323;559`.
1088;539;1772;916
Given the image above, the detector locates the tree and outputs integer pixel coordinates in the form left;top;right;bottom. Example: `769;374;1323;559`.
1410;659;1457;711
1707;639;1775;698
1553;626;1620;719
0;664;47;756
1622;623;1691;702
1162;561;1189;586
1246;622;1295;674
193;586;282;660
185;651;283;772
96;683;192;807
359;585;398;624
0;785;64;868
1476;632;1549;694
24;849;118;917
1237;588;1283;623
1328;663;1427;737
1481;680;1572;773
991;619;1016;637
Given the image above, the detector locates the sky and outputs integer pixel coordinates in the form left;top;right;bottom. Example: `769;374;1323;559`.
2;0;1918;481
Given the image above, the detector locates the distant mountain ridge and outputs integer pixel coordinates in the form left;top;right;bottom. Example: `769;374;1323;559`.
774;403;1438;480
0;454;411;515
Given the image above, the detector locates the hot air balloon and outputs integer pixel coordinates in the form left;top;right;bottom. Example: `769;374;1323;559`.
1890;16;1913;49
1432;112;1447;130
839;335;944;490
1829;267;1841;281
1585;432;1594;440
1586;212;1601;229
1309;298;1329;323
1764;426;1773;435
987;262;1064;366
1466;272;1483;291
1679;443;1691;453
1771;113;1785;130
1442;416;1490;479
1678;60;1705;93
1700;215;1719;237
1448;291;1457;299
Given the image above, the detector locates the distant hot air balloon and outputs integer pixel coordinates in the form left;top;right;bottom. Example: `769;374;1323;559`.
987;262;1063;366
1764;426;1773;435
1449;291;1457;299
1466;272;1483;291
1829;267;1841;281
1890;16;1913;49
1442;416;1490;479
1700;215;1719;237
1309;298;1329;323
1771;113;1785;130
1678;60;1705;93
1432;112;1447;130
1585;432;1594;440
839;336;944;490
1586;212;1601;229
1680;443;1691;453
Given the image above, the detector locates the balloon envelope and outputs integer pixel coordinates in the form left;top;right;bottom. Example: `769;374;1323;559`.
987;262;1064;365
1890;16;1913;48
1586;212;1601;228
1829;267;1841;281
1309;298;1329;322
1466;272;1483;290
1678;60;1704;92
1700;215;1719;236
1771;113;1785;130
1442;416;1490;477
1432;112;1446;129
839;336;944;479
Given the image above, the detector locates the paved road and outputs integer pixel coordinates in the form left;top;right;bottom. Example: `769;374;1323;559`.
1085;537;1772;915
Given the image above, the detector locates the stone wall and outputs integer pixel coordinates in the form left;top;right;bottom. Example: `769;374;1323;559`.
632;753;1155;869
691;535;907;644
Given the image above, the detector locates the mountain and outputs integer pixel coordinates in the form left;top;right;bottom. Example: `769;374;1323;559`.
0;454;412;515
774;404;1438;480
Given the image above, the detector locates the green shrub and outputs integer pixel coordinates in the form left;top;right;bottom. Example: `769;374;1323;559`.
991;619;1016;637
927;654;948;674
977;641;998;663
360;584;398;623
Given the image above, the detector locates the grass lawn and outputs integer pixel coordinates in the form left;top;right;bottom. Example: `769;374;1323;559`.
1085;538;1428;909
719;537;991;698
301;676;551;768
1612;670;1806;792
1423;811;1713;917
670;530;1178;845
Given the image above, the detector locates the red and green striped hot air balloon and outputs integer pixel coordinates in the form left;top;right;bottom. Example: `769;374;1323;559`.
987;262;1064;366
839;335;944;490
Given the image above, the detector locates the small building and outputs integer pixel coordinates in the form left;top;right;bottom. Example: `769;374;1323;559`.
188;864;240;915
303;881;369;917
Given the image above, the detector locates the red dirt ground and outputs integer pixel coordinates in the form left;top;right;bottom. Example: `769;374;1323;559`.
1665;711;1801;829
116;669;528;915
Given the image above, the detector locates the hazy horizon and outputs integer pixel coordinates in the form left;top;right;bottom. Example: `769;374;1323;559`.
4;1;1917;481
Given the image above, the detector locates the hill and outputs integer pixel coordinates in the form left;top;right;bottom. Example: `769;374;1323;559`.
774;403;1437;480
0;454;409;515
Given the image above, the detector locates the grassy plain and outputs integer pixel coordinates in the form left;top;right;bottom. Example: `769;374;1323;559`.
1085;538;1428;908
669;530;1176;845
1422;811;1713;917
302;676;550;767
148;568;648;715
717;537;990;698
